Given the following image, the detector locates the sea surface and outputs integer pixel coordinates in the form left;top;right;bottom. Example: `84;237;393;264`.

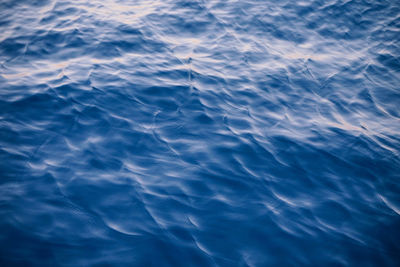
0;0;399;266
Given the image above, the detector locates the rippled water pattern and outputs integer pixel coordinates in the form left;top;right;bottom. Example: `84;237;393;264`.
1;0;400;265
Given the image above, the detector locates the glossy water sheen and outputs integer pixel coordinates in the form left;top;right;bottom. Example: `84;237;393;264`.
1;0;400;266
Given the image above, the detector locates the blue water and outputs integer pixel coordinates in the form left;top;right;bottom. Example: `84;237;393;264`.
1;0;400;265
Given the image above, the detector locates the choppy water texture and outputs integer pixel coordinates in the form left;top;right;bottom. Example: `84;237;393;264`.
1;0;400;266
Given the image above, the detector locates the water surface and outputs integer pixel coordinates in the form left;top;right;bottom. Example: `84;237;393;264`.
1;0;400;266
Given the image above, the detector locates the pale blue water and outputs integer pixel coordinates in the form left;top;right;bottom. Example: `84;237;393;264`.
0;0;400;266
